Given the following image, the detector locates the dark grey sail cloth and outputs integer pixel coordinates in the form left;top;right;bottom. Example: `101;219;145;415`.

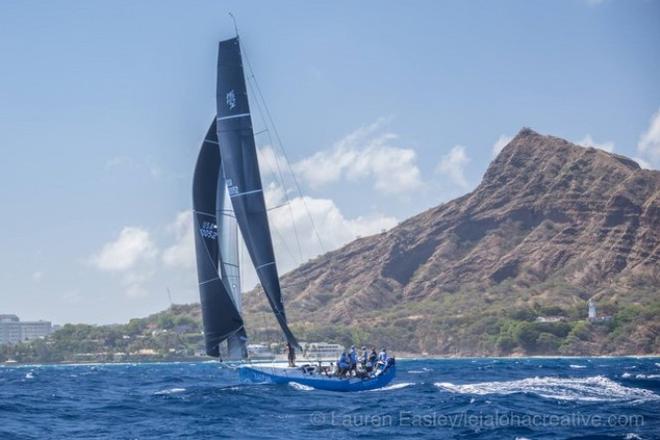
215;37;300;350
193;120;245;357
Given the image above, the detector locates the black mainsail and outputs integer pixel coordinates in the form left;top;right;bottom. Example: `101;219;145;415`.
215;37;300;349
193;121;245;357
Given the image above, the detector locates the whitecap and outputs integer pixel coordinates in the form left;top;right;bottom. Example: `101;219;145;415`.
622;372;632;378
370;382;415;391
569;364;586;369
288;382;314;391
434;376;659;402
625;434;643;440
25;372;34;380
154;387;186;395
635;374;660;379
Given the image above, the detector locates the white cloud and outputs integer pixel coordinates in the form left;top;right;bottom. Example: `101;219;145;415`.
436;145;471;189
90;227;157;271
121;271;153;298
257;145;285;178
633;157;652;170
157;187;397;291
290;120;422;195
637;108;660;168
266;184;397;252
228;183;395;289
162;211;195;268
32;271;43;282
492;135;513;157
578;134;614;153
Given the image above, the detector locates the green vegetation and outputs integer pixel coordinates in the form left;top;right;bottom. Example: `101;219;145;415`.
287;298;660;356
2;299;657;364
0;305;204;364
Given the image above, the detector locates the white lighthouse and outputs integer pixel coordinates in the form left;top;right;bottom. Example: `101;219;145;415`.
588;298;597;320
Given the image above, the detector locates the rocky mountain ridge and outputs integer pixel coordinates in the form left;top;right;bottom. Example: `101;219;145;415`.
244;128;660;355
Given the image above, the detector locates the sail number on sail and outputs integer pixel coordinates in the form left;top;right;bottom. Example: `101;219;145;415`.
199;221;218;240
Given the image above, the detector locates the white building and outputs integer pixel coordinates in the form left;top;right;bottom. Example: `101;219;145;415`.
0;314;52;344
302;342;344;361
588;299;597;320
247;344;275;360
0;315;21;344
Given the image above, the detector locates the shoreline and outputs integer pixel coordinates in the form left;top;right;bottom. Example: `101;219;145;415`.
3;354;659;368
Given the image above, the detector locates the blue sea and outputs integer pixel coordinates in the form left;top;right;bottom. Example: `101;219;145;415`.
1;358;659;439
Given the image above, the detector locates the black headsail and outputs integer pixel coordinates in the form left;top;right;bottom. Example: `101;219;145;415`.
193;120;245;357
215;37;300;349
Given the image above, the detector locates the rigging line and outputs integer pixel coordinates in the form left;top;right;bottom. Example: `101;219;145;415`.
241;47;327;255
267;202;289;212
249;147;297;264
244;62;305;263
246;75;303;263
270;225;297;266
245;98;298;265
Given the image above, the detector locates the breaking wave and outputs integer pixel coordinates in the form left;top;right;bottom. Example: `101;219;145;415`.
622;372;660;380
370;382;415;392
153;387;186;395
434;375;659;402
288;382;315;391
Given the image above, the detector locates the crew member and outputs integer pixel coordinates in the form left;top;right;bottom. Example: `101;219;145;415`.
337;351;349;377
359;346;368;369
349;345;358;376
367;347;378;373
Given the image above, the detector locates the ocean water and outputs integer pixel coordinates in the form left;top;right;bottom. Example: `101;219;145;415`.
1;358;659;439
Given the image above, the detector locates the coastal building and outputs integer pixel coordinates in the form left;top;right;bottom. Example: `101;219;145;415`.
535;316;565;323
247;343;275;360
0;314;52;344
587;299;612;323
0;315;21;344
302;342;344;360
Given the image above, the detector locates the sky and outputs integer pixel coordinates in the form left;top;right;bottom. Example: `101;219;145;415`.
0;0;659;325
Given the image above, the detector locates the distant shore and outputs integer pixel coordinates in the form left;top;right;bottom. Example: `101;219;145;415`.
3;353;658;367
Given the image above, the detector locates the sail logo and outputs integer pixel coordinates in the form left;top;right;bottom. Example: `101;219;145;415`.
226;178;239;196
200;221;218;240
226;89;236;110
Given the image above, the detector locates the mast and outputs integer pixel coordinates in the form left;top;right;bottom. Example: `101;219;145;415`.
215;37;300;350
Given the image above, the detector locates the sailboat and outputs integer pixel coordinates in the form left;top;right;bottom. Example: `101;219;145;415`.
193;36;396;391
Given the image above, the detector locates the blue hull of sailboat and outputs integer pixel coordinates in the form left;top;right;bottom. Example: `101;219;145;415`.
239;365;396;392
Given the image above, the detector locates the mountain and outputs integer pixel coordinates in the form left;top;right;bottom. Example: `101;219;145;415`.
244;128;660;356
